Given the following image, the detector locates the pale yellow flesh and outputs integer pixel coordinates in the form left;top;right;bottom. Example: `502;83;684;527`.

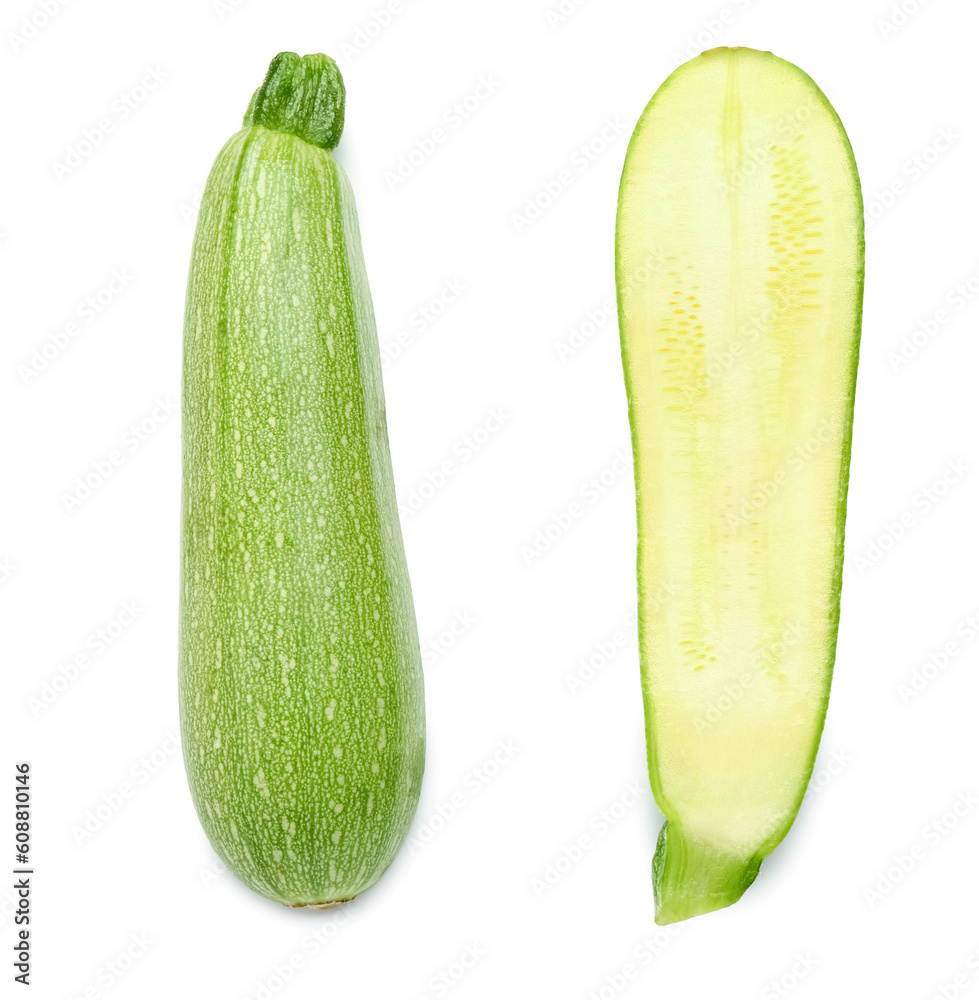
618;48;862;860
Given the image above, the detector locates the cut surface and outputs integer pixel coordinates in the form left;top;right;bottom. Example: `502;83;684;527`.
616;47;863;922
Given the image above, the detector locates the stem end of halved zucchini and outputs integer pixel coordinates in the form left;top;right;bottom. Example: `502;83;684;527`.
244;51;345;150
652;822;762;925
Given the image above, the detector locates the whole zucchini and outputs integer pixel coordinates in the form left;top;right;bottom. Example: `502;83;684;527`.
179;52;425;907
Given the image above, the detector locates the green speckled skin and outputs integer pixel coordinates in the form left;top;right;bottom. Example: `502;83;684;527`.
179;54;425;907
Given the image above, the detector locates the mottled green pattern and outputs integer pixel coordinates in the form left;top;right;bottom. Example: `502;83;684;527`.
179;120;424;906
243;51;345;152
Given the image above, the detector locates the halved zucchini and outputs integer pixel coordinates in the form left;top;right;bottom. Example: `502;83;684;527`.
616;47;863;923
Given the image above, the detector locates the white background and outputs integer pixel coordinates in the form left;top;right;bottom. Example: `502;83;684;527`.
3;0;979;997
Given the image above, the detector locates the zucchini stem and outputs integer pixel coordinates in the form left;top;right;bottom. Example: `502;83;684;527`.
652;822;762;924
244;51;345;150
